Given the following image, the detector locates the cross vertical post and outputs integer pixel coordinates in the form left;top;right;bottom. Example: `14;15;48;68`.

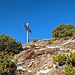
24;23;31;43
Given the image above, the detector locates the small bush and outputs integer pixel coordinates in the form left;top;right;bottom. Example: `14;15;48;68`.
48;39;53;44
53;53;67;66
0;34;22;54
0;52;17;74
64;64;75;75
53;52;75;66
30;44;36;48
69;52;75;66
52;24;75;38
53;52;75;75
33;38;38;42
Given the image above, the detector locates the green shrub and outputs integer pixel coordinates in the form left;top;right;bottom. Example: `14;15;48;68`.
0;52;17;74
64;64;75;75
0;34;22;54
69;52;75;65
65;52;75;65
72;29;75;38
52;24;75;38
33;38;38;42
30;44;36;48
48;39;53;44
53;54;67;66
53;52;75;75
53;52;75;66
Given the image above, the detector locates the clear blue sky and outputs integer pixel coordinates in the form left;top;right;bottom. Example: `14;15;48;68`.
0;0;75;44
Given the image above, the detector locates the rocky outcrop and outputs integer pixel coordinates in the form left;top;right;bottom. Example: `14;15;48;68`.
14;38;75;75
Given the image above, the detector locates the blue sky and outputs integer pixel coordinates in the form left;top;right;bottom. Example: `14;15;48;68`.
0;0;75;44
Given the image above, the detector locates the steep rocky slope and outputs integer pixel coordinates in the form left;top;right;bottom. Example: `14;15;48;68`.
14;38;75;75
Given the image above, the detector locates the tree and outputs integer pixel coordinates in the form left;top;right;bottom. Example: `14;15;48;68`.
0;34;22;54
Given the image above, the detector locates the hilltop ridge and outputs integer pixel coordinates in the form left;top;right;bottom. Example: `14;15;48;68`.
14;37;75;75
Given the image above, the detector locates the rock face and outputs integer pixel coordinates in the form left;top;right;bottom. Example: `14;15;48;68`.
14;38;75;75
